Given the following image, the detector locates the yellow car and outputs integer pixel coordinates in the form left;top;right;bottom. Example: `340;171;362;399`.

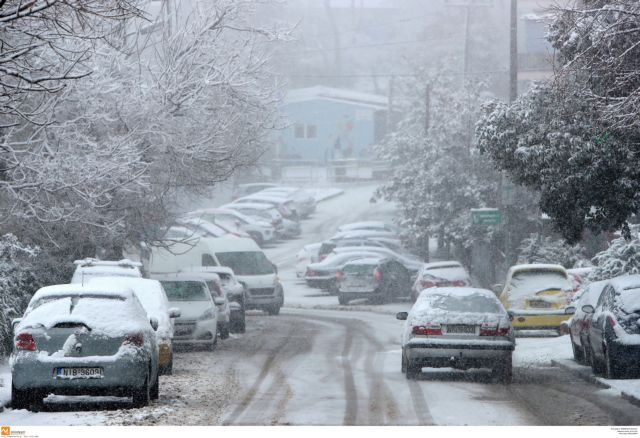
498;264;573;331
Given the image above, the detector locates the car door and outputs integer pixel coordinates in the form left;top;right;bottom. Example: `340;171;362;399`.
590;285;612;357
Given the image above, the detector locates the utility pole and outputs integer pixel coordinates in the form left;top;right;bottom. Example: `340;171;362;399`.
509;0;518;102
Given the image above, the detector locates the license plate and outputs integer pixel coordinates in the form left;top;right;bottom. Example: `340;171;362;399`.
446;325;476;334
55;367;103;379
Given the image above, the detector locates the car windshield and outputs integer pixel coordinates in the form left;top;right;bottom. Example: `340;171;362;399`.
422;293;503;314
161;281;210;301
215;251;274;275
424;265;468;280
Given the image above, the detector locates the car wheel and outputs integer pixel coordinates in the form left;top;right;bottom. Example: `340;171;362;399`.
150;374;159;400
605;344;623;379
266;304;281;316
406;362;421;380
132;373;151;408
206;332;218;352
11;384;42;411
494;354;513;384
231;311;246;333
220;324;230;340
338;294;349;305
401;352;407;373
590;345;605;374
571;339;584;364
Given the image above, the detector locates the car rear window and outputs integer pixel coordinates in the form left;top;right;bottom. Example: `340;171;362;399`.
215;251;274;276
423;293;503;314
343;263;376;275
161;281;210;301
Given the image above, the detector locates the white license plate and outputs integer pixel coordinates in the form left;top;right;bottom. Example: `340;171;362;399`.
446;325;476;334
55;367;103;379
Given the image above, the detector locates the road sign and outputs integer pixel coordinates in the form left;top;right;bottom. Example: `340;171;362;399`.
471;208;502;226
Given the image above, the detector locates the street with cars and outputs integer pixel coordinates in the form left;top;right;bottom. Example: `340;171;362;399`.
3;184;640;426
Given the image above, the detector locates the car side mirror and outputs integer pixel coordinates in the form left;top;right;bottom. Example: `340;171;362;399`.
396;312;408;321
168;308;181;318
507;310;515;321
11;318;22;331
565;306;576;315
213;297;226;306
582;304;595;314
150;317;159;331
492;284;503;295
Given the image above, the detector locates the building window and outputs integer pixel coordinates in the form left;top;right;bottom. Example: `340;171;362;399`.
294;123;305;138
306;124;317;138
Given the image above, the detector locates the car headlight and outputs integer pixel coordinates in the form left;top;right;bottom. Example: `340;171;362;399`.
198;308;216;321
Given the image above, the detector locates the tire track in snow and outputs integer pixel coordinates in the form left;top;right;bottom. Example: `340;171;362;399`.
408;382;434;425
341;327;359;425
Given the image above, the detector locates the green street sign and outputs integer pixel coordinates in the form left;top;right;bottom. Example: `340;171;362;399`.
471;208;502;226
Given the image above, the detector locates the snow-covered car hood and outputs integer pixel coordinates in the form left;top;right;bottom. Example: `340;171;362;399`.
169;300;214;320
235;273;277;289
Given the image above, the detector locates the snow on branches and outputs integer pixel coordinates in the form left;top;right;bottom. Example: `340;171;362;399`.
591;235;640;281
517;233;586;268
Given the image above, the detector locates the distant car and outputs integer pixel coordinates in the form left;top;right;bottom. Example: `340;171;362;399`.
497;264;573;332
566;280;608;364
410;261;471;302
337;257;411;305
305;250;384;292
11;285;160;410
397;287;515;382
185;266;247;333
260;187;316;218
233;195;299;221
584;275;640;378
70;258;143;284
295;243;322;278
317;238;388;261
329;229;398;243
185;208;275;247
157;278;219;351
337;221;397;233
331;246;423;278
89;277;181;375
567;267;594;297
231;183;280;200
220;202;284;237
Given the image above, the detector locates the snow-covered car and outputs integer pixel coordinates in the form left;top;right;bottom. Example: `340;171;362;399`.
497;264;573;332
318;238;388;261
185;208;276;247
70;258;143;284
260;187;316;218
88;277;181;375
233;194;299;221
331;246;424;277
583;275;640;378
220;202;284;237
231;182;280;201
337;257;411;305
330;229;398;242
176;217;238;238
566;280;608;364
397;287;515;382
282;217;302;238
337;221;397;233
156;278;219;351
185;266;246;333
295;242;322;278
410;261;472;302
304;250;384;291
11;285;160;410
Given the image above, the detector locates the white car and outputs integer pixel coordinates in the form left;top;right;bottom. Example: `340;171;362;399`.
295;243;322;278
156;277;219;351
88;277;181;375
185;208;275;247
397;287;515;382
411;261;472;302
232;195;298;221
70;258;143;284
337;221;397;233
260;187;316;218
220;202;284;237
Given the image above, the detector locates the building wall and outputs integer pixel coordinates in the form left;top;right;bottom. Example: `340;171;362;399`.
278;99;383;162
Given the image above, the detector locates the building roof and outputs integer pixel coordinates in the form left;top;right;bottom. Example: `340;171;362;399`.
284;86;387;110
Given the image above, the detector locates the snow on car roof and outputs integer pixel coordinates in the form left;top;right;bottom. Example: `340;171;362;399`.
73;258;142;268
609;274;640;291
423;261;463;269
410;287;507;325
222;202;277;211
32;284;135;302
343;256;384;266
418;287;495;300
509;264;567;275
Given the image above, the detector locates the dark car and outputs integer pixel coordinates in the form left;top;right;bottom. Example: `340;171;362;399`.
584;275;640;378
336;257;411;305
566;280;607;364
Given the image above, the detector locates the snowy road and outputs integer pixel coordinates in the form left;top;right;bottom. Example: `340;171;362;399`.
2;184;640;425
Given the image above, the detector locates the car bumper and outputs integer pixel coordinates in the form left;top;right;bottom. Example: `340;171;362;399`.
12;352;149;393
173;319;216;344
510;311;568;330
405;341;514;368
305;277;334;289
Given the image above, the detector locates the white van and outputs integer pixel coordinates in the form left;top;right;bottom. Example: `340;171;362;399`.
145;236;284;315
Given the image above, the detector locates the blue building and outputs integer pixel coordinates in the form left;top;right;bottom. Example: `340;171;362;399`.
277;86;388;162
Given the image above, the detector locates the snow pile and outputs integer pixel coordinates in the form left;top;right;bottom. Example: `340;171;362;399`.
591;237;640;281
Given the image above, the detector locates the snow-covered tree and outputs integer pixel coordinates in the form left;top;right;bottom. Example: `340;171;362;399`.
591;236;640;281
517;233;587;268
477;1;640;243
0;235;39;356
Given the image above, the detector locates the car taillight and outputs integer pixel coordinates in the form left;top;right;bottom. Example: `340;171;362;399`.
124;332;144;347
452;280;466;287
335;271;343;282
479;326;510;336
412;325;442;336
307;270;317;277
421;281;436;289
374;269;382;283
607;316;617;327
15;333;36;351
